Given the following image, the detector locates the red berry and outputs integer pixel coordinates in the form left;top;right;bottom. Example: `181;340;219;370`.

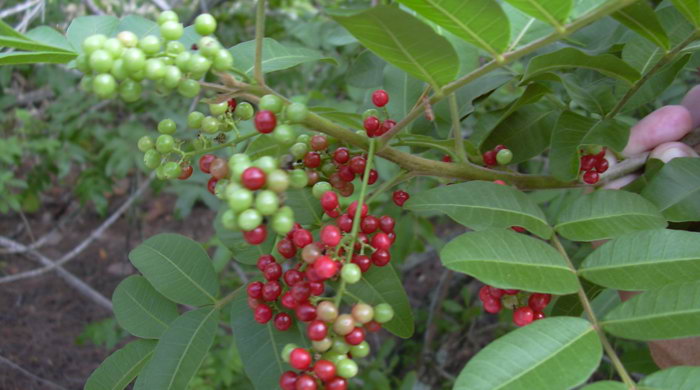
494;144;506;152
392;190;409;207
365;320;381;332
344;327;366;345
320;225;342;247
372;89;389;107
289;348;312;370
295;301;317;322
247;281;263;299
274;312;292;331
528;293;552;312
304;152;321;168
478;285;492;302
287;223;302;240
333;147;350;164
387;231;396;244
309;281;325;296
326;377;347;390
583;170;599;185
366;169;378;185
379;216;395;233
442;155;452;163
326;207;341;218
307;320;328;341
262;280;282;301
306;170;320;186
310;135;328;151
263;262;282;281
313;255;339;280
292;229;314;248
241;167;266;190
347;201;368;219
295;374;317;390
371;249;391;266
284;269;304;287
493;179;507;185
352;254;372;272
534;311;545;321
243;225;267;245
338;182;354;197
377;119;396;136
580;154;596;171
280;371;298;390
277;238;297;259
305;267;324;283
338;165;355;182
291;282;311;302
313;360;337;382
206;177;218;194
511;226;527;233
191;44;198;50
337;214;353;233
483;150;497;166
488;286;505;298
361;215;378;234
364;116;380;136
254;110;277;133
257;254;275;271
482;296;502;314
349;156;366;174
227;98;237;111
371;232;391;250
254;303;273;323
199;154;216;173
513;306;535;326
281;292;298;309
178;165;194;180
596;158;609;173
503;289;520;295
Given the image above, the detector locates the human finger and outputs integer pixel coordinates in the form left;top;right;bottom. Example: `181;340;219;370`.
623;105;693;156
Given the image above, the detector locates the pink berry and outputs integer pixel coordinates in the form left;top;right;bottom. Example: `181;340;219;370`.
241;167;266;190
372;89;389;107
254;110;277;133
321;225;342;247
513;306;535;326
289;348;312;370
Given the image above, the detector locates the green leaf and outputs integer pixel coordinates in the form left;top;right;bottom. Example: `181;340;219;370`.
397;0;510;57
671;0;700;27
0;19;29;41
310;107;363;128
441;230;578;294
66;15;120;52
346;50;385;88
112;275;179;339
523;48;641;85
554;190;667;242
602;281;700;341
116;15;160;38
580;382;628;390
0;51;77;65
134;307;219;390
549;112;629;181
641;158;700;222
0;36;69;53
504;0;573;26
84;339;157;390
579;229;700;290
404;181;553;239
640;366;700;389
561;74;616;116
345;265;415;338
215;209;276;266
285;188;324;226
128;233;219;306
229;38;337;76
230;291;307;390
454;317;602;390
245;133;281;160
332;6;459;87
616;54;691;113
383;65;424;131
25;26;74;52
613;1;669;49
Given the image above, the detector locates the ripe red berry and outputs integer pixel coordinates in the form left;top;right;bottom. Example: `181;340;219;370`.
478;285;493;302
513;306;535;326
347;201;368;219
333;147;350;164
306;170;320;185
338;165;355;182
387;231;396;244
326;208;341;218
326;377;348;390
320;225;342;247
344;327;366;345
295;374;317;390
241;166;266;190
280;371;298;390
338;182;354;197
596;158;609;173
488;286;505;298
361;215;379;234
349;156;366;174
284;269;304;287
511;226;527;233
207;177;218;194
243;225;267;245
365;320;382;333
309;281;325;296
292;229;313;248
291;282;311;302
580;154;596;171
227;98;237;111
178;165;194;180
320;191;339;211
304;151;321;168
378;119;396;136
366;169;378;185
442;155;453;163
352;254;372;272
493;179;507;185
364;116;380;136
583;170;600;185
307;320;328;341
483;150;497;166
247;281;263;299
534;311;545;321
379;216;395;233
313;360;337;382
254;303;273;323
528;293;552;312
254;110;277;133
257;254;275;271
392;190;409;207
371;249;391;266
274;312;292;331
281;292;298;309
494;144;506;152
336;214;353;233
503;289;520;295
295;301;317;322
277;238;297;259
191;43;198;50
263;262;282;281
482;296;502;314
310;135;328;151
289;348;312;370
262;280;282;301
313;255;339;280
372;89;389;107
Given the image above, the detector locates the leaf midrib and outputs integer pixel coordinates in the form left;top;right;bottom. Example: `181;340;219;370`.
603;308;700;326
580;256;700;273
555;211;663;230
123;289;171;330
165;308;217;390
422;0;499;55
111;348;155;390
141;244;217;303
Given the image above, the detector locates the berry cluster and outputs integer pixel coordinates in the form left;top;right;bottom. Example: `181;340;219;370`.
362;90;395;138
478;284;551;327
278;301;394;390
76;12;231;101
482;144;513;167
580;149;609;185
252;94;309;144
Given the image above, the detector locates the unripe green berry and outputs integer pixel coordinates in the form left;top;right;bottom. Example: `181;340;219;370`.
312;338;333;353
254;156;278;174
272;124;296;146
212;49;233;71
137;136;154;152
93;74;117;98
162;161;182;179
155;165;167;180
209;101;228;116
145;58;166;80
175;51;191;70
350;342;370;358
231;161;252;181
160;21;184;41
119;79;142;102
111;59;128;81
123;48;146;72
227;188;253;212
188;54;211;74
221;209;238;230
496;149;513;165
255;190;279;216
178;79;200;98
312;181;332;199
373;303;394;323
322;351;348;366
157;10;179;25
281;343;298;363
363;109;379;120
155;134;175;153
259;94;284;113
331;339;351;354
290;143;308;160
238;208;262;231
163;65;182;89
234;102;254;120
89;50;113;73
321;162;337;177
158;119;177;134
296;134;310;144
201;116;220;134
286;102;308;123
82;34;106;55
271;211;294;235
187;111;205;129
75;54;89;73
166;40;185;55
198;36;221;58
194;13;217;36
117;31;138;48
103;38;124;58
266;169;289;193
138;35;161;55
341;263;362;284
337;359;358;379
288;169;308;189
143;149;162;169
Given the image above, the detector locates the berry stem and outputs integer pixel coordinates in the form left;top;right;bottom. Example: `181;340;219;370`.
448;93;468;163
216;288;240;309
551;235;637;390
254;0;266;87
365;170;413;204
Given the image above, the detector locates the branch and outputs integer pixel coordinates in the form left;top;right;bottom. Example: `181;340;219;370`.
378;0;641;145
0;0;42;19
0;354;67;390
254;0;266;86
448;93;467;162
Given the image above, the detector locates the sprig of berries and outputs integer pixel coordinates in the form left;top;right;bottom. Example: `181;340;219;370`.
482;144;513;167
362;89;395;138
478;283;551;327
580;148;609;185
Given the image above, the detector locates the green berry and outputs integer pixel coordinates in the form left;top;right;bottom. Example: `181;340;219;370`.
111;59;128;80
145;58;166;80
321;162;337;177
187;111;205;128
271;211;294;235
143;149;162;169
178;79;201;98
322;352;348;366
255;190;279;216
231;161;252;181
137;136;154;152
272;124;296;146
160;21;184;41
93;74;117;98
201;116;220;134
123;48;146;72
496;149;513;165
290;142;308;160
129;69;146;82
266;169;289;193
296;134;310;144
158;119;177;134
175;51;191;70
89;50;113;73
340;263;361;284
363;109;379;120
212;49;233;71
155;134;175;153
198;36;221;58
281;344;298;363
277;205;294;218
163;161;182;179
209;101;228;116
373;303;394;323
79;76;93;92
288;169;308;189
157;10;179;25
117;31;138;48
155;165;167;180
82;34;106;55
229;153;251;167
286;102;308;123
234;102;254;120
138;35;161;55
194;13;217;36
188;54;211;74
259;94;284;113
254;156;278;174
119;79;142;102
312;181;332;199
163;65;182;89
103;38;124;58
75;54;89;73
221;209;238;230
238;208;262;231
336;359;358;379
349;342;370;358
166;40;185;55
331;339;350;354
227;188;253;212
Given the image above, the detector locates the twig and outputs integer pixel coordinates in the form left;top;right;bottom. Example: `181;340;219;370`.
0;175;153;286
14;1;43;33
254;0;266;86
0;354;67;390
83;0;104;15
230;261;249;283
0;0;41;19
600;152;649;184
151;0;171;11
448;94;467;163
0;205;80;255
419;269;453;370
